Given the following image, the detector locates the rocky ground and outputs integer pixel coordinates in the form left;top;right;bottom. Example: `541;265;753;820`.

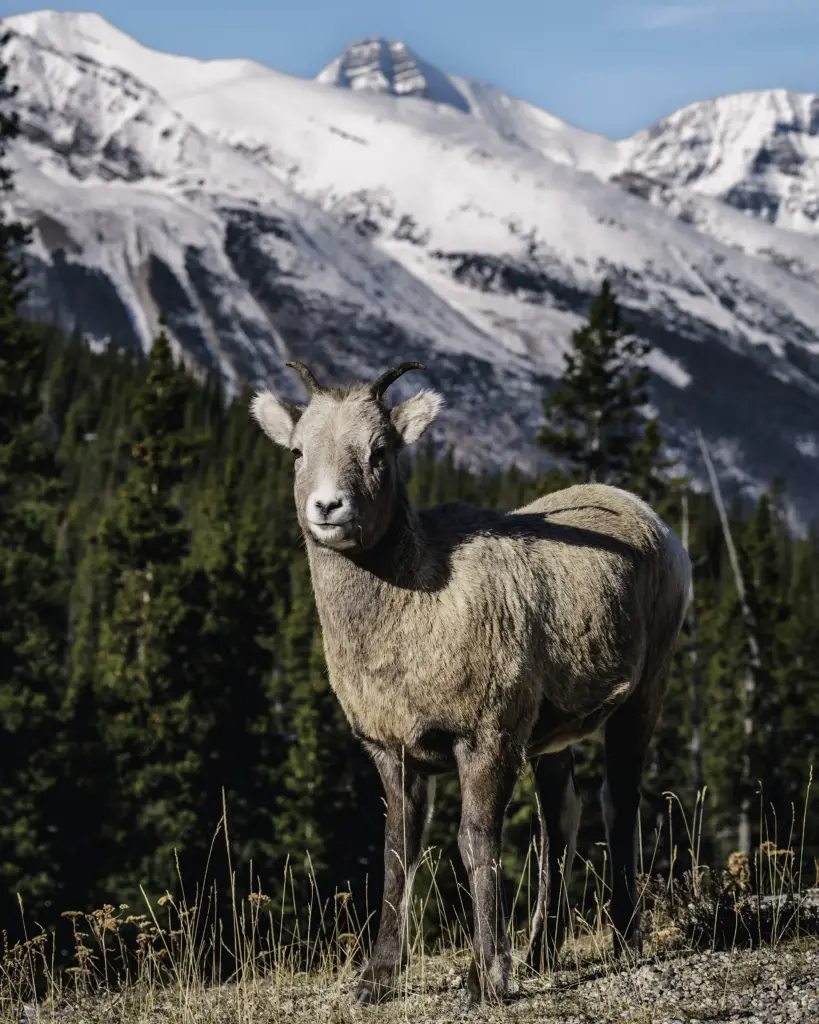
309;942;818;1024
9;883;819;1023
510;944;819;1024
14;938;817;1024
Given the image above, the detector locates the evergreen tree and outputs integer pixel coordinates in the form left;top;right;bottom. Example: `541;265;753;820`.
699;488;794;858
700;491;756;860
0;44;68;918
271;555;383;918
188;453;288;891
777;529;819;855
537;279;664;493
67;327;207;903
272;556;331;880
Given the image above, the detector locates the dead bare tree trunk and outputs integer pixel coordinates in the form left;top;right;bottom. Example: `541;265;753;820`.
680;491;705;862
696;431;762;857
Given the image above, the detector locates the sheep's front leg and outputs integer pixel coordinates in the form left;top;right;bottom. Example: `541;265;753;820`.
455;737;519;1004
356;744;432;1005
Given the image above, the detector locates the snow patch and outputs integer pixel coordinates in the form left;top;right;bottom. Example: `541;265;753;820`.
645;347;692;389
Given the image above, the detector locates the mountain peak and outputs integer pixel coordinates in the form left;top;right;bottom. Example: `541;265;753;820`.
316;36;470;113
5;9;130;54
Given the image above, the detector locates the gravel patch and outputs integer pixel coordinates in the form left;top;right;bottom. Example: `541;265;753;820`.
9;940;818;1023
528;945;819;1024
325;943;819;1024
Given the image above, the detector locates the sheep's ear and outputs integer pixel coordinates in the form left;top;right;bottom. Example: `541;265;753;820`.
390;389;443;446
250;390;302;447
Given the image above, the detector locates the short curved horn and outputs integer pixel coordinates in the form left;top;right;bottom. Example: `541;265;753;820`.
370;361;425;400
285;361;324;395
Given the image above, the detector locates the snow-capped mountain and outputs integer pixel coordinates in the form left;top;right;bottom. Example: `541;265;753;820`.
314;35;618;172
2;10;819;524
619;90;819;235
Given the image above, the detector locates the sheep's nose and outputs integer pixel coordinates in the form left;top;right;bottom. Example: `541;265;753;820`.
314;496;344;518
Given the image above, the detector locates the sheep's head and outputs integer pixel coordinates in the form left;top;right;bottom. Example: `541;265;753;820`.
250;361;442;552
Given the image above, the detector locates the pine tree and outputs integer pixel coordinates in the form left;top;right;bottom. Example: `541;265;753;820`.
187;453;288;891
537;279;664;492
68;326;207;903
272;557;330;877
777;529;819;854
268;550;386;922
0;44;68;918
626;417;676;505
702;570;747;858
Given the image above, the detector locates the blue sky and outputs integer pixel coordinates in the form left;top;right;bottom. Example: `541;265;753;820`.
2;0;817;137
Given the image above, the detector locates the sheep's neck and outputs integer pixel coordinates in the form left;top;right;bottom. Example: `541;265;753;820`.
305;485;427;633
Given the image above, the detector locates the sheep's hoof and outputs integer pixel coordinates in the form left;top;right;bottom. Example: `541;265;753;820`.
354;961;399;1005
520;954;540;978
465;959;481;1005
523;936;544;975
463;958;509;1006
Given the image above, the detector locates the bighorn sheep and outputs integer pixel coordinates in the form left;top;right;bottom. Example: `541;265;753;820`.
251;361;691;1005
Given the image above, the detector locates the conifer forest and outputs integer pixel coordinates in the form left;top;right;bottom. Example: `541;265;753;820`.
0;43;817;970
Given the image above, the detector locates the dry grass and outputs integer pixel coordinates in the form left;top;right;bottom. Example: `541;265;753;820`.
2;785;818;1024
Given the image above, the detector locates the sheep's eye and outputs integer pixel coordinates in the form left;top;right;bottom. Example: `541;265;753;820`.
291;447;303;460
370;446;387;467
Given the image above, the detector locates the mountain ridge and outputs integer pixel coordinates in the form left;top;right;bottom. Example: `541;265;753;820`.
3;9;819;526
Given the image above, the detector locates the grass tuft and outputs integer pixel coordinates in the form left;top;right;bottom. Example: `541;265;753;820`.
2;784;817;1022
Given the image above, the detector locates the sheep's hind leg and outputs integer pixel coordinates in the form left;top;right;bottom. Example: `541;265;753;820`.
355;745;432;1005
455;736;519;1005
525;748;581;974
601;687;662;959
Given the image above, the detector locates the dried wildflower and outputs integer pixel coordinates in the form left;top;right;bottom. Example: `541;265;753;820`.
651;924;684;947
767;844;793;859
723;850;751;894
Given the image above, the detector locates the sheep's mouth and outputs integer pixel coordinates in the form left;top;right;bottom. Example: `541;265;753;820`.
307;520;360;550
